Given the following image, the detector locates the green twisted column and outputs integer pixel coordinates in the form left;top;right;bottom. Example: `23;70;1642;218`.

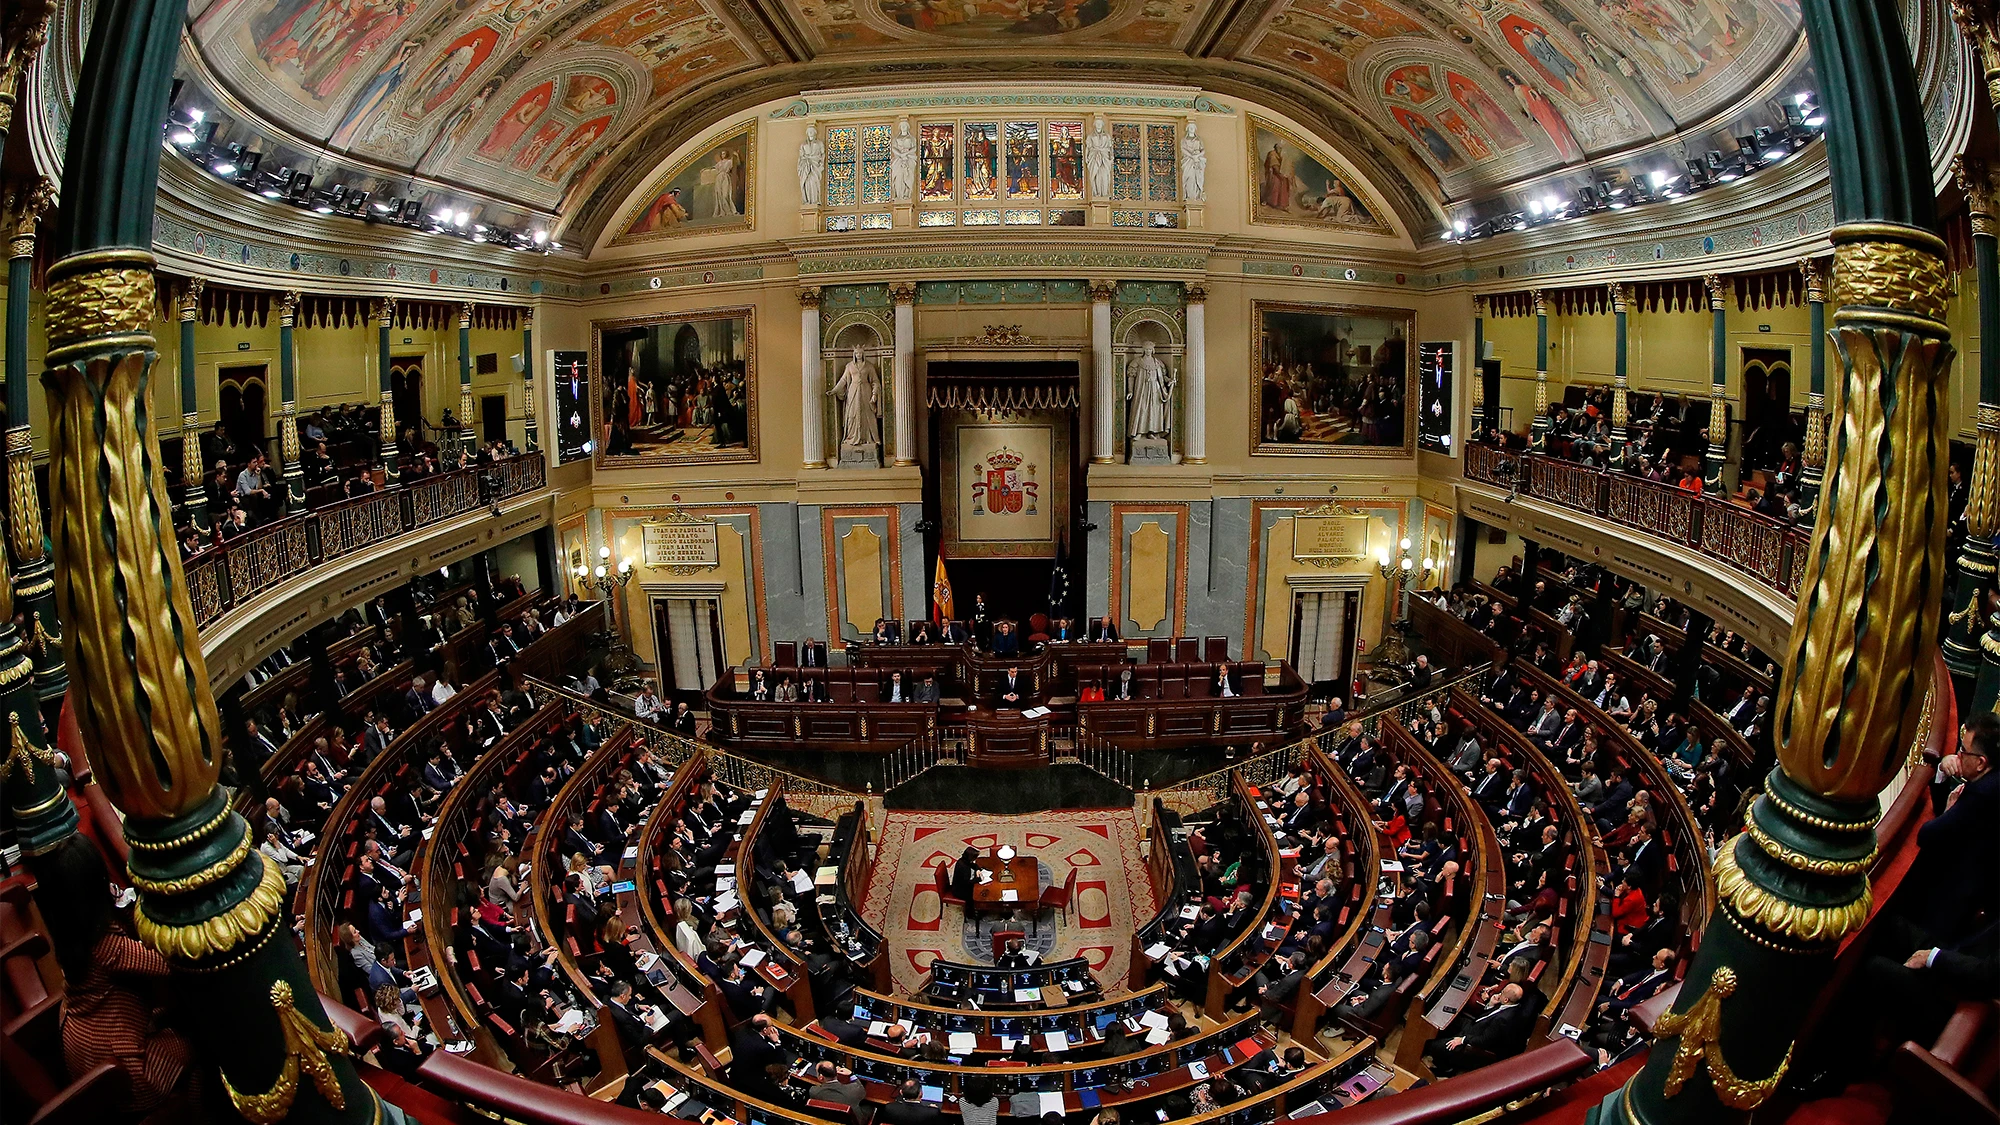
1470;295;1486;439
1798;258;1828;511
522;307;538;452
179;279;208;532
377;295;398;484
457;301;473;453
1703;273;1729;494
5;180;66;722
1591;0;1952;1121
1611;283;1631;461
279;290;304;513
41;0;383;1121
1530;289;1549;449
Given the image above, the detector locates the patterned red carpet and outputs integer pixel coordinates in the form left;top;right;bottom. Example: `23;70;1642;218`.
860;808;1157;995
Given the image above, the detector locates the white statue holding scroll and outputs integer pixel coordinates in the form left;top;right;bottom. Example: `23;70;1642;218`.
1084;115;1114;199
889;118;919;203
829;346;881;449
798;123;826;207
1126;342;1174;439
1180;122;1207;202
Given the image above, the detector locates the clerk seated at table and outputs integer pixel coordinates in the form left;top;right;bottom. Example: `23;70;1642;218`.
1090;614;1120;642
872;618;902;644
885;670;911;703
951;846;980;901
942;619;971;644
998;665;1028;706
909;620;936;645
916;674;941;704
990;620;1021;656
1048;617;1078;642
996;937;1040;969
1111;666;1142;700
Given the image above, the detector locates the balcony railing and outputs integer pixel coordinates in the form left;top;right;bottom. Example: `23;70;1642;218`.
1463;446;1809;600
184;453;548;630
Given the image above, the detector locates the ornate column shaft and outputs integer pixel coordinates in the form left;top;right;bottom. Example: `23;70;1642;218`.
522;308;538;453
1090;280;1116;464
377;296;399;484
178;279;208;532
800;287;823;469
1610;283;1631;451
1799;258;1828;507
458;301;474;451
42;0;381;1119
891;282;916;467
1593;1;1952;1120
1529;289;1549;449
1471;295;1487;439
0;1;54;155
279;290;304;513
1183;283;1207;464
4;180;63;717
1704;273;1730;493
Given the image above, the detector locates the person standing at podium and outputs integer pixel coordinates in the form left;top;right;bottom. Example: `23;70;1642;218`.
999;666;1026;706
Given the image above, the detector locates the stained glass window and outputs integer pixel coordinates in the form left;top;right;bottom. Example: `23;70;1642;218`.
825;214;858;231
963;123;998;200
824;125;858;208
962;209;1002;225
860;124;892;205
859;212;893;230
919;123;955;201
1146;124;1177;202
1003;209;1041;225
1047;121;1083;200
918;210;957;226
1112;123;1141;201
1005;122;1040;200
1111;209;1145;227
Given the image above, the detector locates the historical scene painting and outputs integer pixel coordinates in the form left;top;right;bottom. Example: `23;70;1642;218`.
1249;118;1388;231
619;123;754;240
1254;302;1414;457
593;310;756;466
874;0;1116;38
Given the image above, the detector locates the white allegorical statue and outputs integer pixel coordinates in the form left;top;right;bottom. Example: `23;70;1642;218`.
829;346;880;448
1084;115;1114;199
889;118;919;202
1180;122;1206;202
1126;341;1174;439
798;123;826;207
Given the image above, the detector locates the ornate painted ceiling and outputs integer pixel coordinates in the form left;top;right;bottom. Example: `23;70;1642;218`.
179;0;1804;239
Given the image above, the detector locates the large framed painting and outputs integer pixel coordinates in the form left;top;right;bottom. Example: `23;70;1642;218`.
615;122;755;242
1252;302;1415;458
591;308;757;467
1248;117;1390;233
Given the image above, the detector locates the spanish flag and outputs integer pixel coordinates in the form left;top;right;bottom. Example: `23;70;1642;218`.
932;556;954;624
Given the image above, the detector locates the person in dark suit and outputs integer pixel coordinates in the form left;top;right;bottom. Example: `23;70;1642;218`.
876;1080;943;1125
999;666;1025;705
915;674;941;703
1429;984;1536;1075
1904;717;1997;942
799;639;822;667
1113;666;1138;700
1091;615;1120;642
729;1015;784;1097
991;621;1020;656
603;980;654;1050
951;846;979;902
943;620;970;644
1472;758;1509;811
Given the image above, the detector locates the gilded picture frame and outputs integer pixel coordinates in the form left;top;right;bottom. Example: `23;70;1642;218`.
613;120;756;244
590;306;759;468
1251;300;1416;458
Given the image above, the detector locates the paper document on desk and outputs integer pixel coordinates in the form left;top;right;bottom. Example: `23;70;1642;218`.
1035;1093;1065;1115
1044;1031;1068;1052
868;1020;890;1037
754;789;769;800
816;866;840;885
551;1010;586;1034
1180;905;1201;920
643;1007;669;1032
716;864;736;875
1144;942;1169;960
739;948;766;969
1145;1027;1171;1045
948;1032;978;1053
977;871;994;884
791;870;813;893
738;810;757;825
1139;1010;1170;1030
1001;889;1018;902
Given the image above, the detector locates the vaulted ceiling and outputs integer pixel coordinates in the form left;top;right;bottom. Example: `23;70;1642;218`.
180;0;1804;241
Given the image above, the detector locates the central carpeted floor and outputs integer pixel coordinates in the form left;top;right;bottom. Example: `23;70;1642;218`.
860;808;1157;996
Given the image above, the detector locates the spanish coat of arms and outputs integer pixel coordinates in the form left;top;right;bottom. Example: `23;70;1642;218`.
970;448;1039;515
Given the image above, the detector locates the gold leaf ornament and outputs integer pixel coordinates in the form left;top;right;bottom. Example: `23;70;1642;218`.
1655;967;1791;1109
221;979;353;1124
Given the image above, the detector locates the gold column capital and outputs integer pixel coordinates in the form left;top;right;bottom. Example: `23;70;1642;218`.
374;296;396;327
520;306;534;330
1472;294;1487;317
179;277;205;323
1704;273;1727;309
0;0;55;83
1089;279;1118;304
1798;257;1827;304
1184;282;1208;304
459;301;473;329
278;290;300;328
4;175;53;247
890;281;916;305
1609;282;1631;315
798;285;822;309
1954;155;1997;237
1529;288;1546;317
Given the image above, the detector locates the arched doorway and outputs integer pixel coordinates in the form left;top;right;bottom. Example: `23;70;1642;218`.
390;357;425;448
217;365;269;459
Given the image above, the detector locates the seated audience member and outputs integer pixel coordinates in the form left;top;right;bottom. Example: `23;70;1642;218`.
1428;982;1536;1076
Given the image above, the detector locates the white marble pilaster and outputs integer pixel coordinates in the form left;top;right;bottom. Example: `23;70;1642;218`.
1090;280;1116;464
800;287;823;468
892;283;916;466
1183;284;1207;464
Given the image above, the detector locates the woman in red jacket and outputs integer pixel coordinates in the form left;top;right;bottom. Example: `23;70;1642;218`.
1609;875;1649;935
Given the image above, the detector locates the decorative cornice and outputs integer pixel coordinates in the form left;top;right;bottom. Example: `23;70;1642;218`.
889;281;917;305
797;249;1209;276
1089;280;1118;303
1184;283;1208;304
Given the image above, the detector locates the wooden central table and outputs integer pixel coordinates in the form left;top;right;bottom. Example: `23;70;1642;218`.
970;853;1041;915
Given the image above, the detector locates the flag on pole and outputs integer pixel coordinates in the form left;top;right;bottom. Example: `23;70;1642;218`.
932;556;954;624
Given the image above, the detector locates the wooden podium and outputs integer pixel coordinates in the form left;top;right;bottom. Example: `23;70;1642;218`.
964;709;1051;768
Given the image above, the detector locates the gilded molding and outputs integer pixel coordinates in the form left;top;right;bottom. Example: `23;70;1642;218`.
890;281;916;304
458;302;473;330
178;276;204;322
1829;225;1951;328
1712;839;1870;943
1954;156;1997;237
1184;283;1208;304
128;800;230;852
45;252;158;356
1741;815;1876;876
128;824;255;895
278;290;300;328
5;424;42;564
0;714;53;782
1798;258;1826;305
1655;967;1791;1109
134;850;284;963
3;176;52;248
1704;273;1726;310
1609;282;1630;315
375;296;396;327
1472;294;1487;317
221;979;353;1124
797;286;822;309
1089;280;1118;303
1530;288;1546;317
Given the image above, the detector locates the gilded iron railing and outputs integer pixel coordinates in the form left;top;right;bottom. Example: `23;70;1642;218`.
1463;446;1812;599
185;453;550;628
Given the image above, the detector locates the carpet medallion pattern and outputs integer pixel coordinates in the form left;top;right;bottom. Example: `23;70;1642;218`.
860;808;1156;996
